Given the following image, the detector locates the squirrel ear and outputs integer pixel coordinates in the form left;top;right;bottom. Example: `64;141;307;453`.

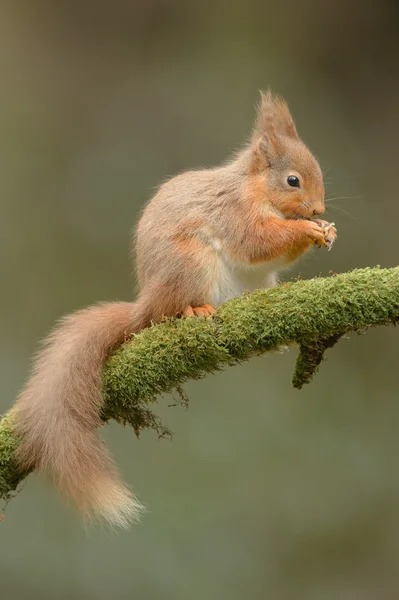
253;89;299;141
258;133;279;156
251;133;279;170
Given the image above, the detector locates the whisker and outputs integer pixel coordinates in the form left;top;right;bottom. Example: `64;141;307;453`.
324;212;351;226
325;195;362;203
325;205;354;220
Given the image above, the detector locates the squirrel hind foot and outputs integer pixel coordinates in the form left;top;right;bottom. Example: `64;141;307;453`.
182;304;216;318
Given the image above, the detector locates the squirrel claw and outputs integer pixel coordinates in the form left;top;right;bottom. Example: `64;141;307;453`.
325;236;335;250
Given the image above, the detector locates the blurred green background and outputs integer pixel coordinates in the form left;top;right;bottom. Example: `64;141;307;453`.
1;1;399;598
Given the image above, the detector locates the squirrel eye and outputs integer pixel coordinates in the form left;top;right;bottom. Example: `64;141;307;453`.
287;175;300;188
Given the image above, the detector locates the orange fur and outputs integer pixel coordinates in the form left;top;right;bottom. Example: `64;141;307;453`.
14;90;334;527
183;304;216;317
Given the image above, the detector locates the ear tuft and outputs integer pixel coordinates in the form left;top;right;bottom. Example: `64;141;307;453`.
253;89;299;141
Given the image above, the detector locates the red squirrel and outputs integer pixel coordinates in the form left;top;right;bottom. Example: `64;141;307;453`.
13;91;337;527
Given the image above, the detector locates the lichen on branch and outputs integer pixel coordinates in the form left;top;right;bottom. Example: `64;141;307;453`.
1;266;399;503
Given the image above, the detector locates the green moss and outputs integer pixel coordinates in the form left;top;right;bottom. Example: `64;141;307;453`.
102;266;399;426
292;333;343;389
0;412;25;499
1;266;399;501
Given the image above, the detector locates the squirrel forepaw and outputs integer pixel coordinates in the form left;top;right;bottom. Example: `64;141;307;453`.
313;220;337;250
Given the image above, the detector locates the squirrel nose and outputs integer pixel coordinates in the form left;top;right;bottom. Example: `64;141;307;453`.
312;204;325;217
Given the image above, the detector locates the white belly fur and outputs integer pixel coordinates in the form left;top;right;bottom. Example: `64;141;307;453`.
208;252;286;306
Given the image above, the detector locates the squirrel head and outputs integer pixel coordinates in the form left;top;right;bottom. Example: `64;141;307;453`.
249;91;325;219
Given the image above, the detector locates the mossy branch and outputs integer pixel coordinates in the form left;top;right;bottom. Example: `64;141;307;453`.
292;333;343;389
1;266;399;503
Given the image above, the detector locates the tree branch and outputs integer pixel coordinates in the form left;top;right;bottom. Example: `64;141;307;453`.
1;266;399;503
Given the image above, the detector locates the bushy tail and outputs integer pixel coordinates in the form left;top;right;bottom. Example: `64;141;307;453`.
14;301;148;528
